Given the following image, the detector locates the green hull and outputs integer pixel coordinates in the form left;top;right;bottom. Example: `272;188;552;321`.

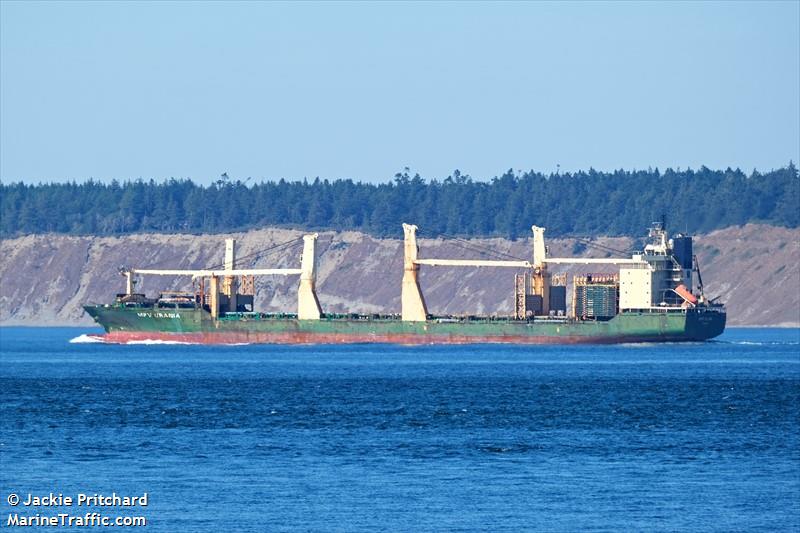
83;305;726;344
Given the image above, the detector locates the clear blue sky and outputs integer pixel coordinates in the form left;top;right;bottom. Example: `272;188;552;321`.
1;1;798;184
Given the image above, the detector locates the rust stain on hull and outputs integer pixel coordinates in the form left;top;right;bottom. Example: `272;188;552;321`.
94;331;680;345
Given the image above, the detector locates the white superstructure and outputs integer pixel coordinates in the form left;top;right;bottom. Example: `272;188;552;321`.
619;224;694;310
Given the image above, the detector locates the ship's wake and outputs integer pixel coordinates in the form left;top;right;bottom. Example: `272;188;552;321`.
68;334;195;345
69;334;105;344
721;340;799;346
69;334;252;346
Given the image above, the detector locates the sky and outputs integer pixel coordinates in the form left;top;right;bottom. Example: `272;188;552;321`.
1;1;798;185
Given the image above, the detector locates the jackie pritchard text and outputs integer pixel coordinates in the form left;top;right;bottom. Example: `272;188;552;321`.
8;492;148;507
6;493;148;528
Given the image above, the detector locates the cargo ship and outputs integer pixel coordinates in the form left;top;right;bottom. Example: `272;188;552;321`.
83;223;726;344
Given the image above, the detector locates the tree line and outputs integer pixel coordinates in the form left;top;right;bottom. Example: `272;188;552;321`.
1;164;797;239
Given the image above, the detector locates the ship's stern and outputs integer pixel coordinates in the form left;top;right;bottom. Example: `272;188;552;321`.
684;306;726;341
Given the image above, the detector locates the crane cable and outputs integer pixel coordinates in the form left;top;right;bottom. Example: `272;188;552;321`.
204;236;306;270
425;231;633;264
572;236;631;256
422;230;529;262
135;235;306;271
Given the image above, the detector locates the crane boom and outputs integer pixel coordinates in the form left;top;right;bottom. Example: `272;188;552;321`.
415;258;641;267
542;258;643;265
414;259;531;268
132;268;303;277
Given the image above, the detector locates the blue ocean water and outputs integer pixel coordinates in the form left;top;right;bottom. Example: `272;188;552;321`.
1;328;798;532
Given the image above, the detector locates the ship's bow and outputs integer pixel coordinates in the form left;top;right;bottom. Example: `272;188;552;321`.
83;305;111;332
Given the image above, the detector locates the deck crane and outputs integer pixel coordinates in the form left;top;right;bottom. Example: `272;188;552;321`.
119;234;323;320
401;223;645;321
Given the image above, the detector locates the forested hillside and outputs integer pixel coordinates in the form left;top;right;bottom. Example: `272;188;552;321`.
2;164;797;238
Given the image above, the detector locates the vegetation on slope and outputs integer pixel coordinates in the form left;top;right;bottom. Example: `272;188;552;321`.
1;164;797;238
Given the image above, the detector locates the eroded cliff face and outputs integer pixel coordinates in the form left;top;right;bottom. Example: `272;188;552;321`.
1;224;797;327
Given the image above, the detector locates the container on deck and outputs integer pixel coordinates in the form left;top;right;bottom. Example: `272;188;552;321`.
525;295;543;315
549;285;567;314
574;284;618;319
